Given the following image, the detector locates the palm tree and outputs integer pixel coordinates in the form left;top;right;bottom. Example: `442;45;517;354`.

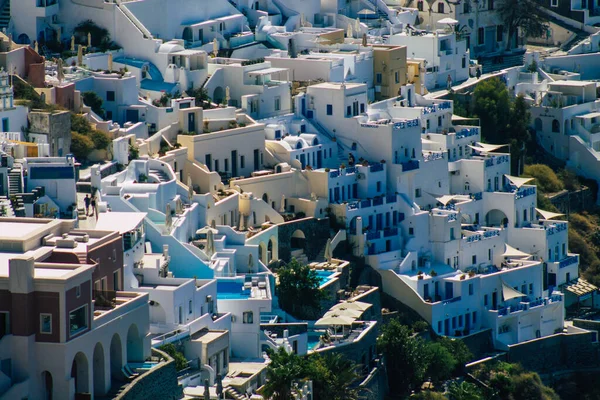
262;348;305;400
306;353;360;400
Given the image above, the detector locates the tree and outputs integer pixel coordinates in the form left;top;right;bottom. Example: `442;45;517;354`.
436;337;472;375
82;91;105;118
497;0;548;51
90;130;111;150
70;131;94;160
508;95;532;175
276;258;325;319
158;343;188;371
377;319;430;395
522;164;563;194
473;77;510;145
305;353;360;400
262;347;306;400
71;113;92;134
425;342;457;384
411;391;448;400
448;381;482;400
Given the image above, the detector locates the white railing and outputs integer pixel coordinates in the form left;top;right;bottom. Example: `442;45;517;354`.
115;0;154;39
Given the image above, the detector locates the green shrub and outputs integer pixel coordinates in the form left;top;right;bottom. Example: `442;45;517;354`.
522;164;563;193
158;343;188;371
90;130;111;150
70;132;94;160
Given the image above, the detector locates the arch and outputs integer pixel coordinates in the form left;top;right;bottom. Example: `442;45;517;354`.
295;141;303;149
17;34;30;45
534;118;542;132
290;229;306;252
213;86;224;104
127;324;143;362
110;333;124;380
485;209;508;228
269;235;278;261
71;352;90;395
258;241;267;263
437;2;445;13
262;193;269;203
93;342;107;396
552;119;560;133
460;214;472;224
182;27;193;42
41;371;53;400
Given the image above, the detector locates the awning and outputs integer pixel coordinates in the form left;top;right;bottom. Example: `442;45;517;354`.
477;142;508;152
451;115;479;121
436;195;455;206
505;174;534;189
535;208;565;220
331;301;372;312
246;67;288;76
324;308;363;319
502;244;531;259
502;280;526;301
564;278;598;298
438;17;459;24
315;314;356;326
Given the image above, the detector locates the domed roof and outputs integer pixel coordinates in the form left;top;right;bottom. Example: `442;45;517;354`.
158;41;185;54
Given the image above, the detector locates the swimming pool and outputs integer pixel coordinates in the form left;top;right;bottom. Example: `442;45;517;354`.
314;270;335;286
307;332;323;351
217;281;251;300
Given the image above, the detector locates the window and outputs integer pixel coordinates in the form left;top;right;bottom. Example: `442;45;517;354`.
496;25;503;42
529;283;533;295
346;106;352;117
469;283;474;295
274;96;281;111
415;188;422;198
437;2;444;12
327;104;333;115
551;0;558;6
426;119;430;129
462;57;466;68
360;103;365;113
69;305;88;337
463;1;470;13
240;155;245;169
494;176;499;191
465;181;470;191
40;314;52;334
409;227;414;235
75;285;81;298
214;159;219;172
106;111;113;120
488;0;494;8
189;300;193;314
418;0;424;10
113;270;121;291
376;73;382;84
478;27;484;45
243;311;254;324
472;255;477;265
562;243;566;256
106;91;115;102
487;178;492;191
472;311;477;322
438;116;442;126
552;119;560;133
395;71;400;84
224;158;229;172
484;294;488;306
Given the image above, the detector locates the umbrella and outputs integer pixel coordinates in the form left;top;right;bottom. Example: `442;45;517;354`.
77;44;83;66
315;313;355;326
239;212;246;231
108;52;113;72
358;8;376;24
225;86;230;105
213;38;219;55
438;17;459;25
206;229;215;256
165;203;172;230
88;32;92;47
71;35;75;51
248;253;254;273
355;18;361;33
216;374;223;397
187;174;194;202
325;308;363;318
347;24;353;39
324;238;332;262
279;194;286;213
197;226;218;236
362;33;367;47
332;301;371;312
57;58;64;83
203;379;210;400
211;219;217;229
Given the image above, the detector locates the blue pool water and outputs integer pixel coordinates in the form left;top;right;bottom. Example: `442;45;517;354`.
217;281;251;300
314;270;335;286
307;332;323;350
130;362;158;370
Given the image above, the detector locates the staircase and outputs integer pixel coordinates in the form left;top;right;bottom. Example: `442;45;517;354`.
8;161;22;196
224;386;246;400
291;248;309;264
480;52;525;74
0;1;10;31
149;169;169;182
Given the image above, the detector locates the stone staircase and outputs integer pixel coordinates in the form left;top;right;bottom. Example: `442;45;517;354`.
8;161;23;196
0;1;10;31
291;248;309;265
224;386;246;400
149;169;169;183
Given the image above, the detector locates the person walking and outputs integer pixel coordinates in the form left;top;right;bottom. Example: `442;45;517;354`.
476;67;481;80
447;74;453;91
83;194;90;215
90;196;97;218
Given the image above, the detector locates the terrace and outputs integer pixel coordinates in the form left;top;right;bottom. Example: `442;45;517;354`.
92;290;149;328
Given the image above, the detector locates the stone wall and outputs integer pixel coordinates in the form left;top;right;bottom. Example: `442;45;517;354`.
357;360;388;400
28;110;71;157
459;329;495;360
506;332;600;373
315;322;378;366
116;348;183;400
277;217;331;262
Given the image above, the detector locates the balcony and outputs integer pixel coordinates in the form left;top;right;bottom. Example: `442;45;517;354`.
559;255;579;269
92;291;149;329
400;160;419;172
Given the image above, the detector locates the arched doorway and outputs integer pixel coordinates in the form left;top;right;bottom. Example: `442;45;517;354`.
17;34;30;45
213;86;224;104
71;352;90;395
182;27;193;43
269;236;278;261
93;343;106;396
485;209;508;227
290;230;306;252
262;193;269;204
552;119;560;133
110;333;123;380
127;324;143;362
534;118;542;132
41;371;53;400
258;241;267;263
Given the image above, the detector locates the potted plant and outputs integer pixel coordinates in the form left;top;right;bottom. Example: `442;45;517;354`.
430;270;438;277
468;270;476;278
